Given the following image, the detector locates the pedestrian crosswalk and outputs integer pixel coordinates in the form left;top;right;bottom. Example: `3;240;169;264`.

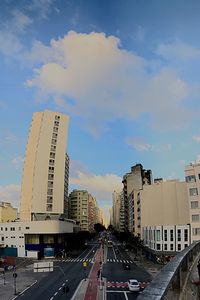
61;258;134;264
107;281;150;289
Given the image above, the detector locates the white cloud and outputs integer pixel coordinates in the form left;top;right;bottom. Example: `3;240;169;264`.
25;31;190;134
193;135;200;143
0;184;21;209
156;40;200;61
126;137;171;152
69;159;122;203
11;156;24;170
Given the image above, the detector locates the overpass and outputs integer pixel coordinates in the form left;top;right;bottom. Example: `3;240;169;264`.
137;241;200;300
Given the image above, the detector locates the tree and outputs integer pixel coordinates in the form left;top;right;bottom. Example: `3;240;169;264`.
94;223;106;233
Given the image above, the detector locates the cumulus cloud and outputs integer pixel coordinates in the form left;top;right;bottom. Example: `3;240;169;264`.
25;31;190;134
0;184;21;209
11;156;24;170
69;159;122;203
156;40;200;61
193;135;200;143
125;137;171;152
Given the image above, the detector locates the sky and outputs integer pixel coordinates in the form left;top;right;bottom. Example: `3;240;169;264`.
1;0;200;221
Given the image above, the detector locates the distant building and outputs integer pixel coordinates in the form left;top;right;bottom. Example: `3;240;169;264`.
88;194;97;232
112;191;121;231
68;190;89;231
0;202;18;222
185;160;200;243
20;110;69;222
122;164;152;232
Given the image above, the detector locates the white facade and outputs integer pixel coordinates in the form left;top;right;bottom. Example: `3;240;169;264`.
185;161;200;242
143;224;190;253
0;220;75;257
20;110;69;222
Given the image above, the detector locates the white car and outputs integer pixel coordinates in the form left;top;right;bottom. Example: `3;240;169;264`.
127;279;140;292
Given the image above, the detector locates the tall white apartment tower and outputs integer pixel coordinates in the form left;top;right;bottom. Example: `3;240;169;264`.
20;110;69;222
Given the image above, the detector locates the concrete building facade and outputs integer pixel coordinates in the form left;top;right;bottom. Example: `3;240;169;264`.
68;190;89;231
112;191;121;231
139;180;190;255
122;164;152;232
0;202;18;222
185;161;200;242
20;110;69;222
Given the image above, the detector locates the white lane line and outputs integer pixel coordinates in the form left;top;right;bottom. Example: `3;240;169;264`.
49;298;54;300
59;287;62;290
124;291;129;299
54;292;58;296
11;280;37;299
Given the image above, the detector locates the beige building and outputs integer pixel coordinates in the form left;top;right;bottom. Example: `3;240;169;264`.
185;160;200;242
139;180;190;254
0;202;18;222
20;110;69;222
137;180;189;237
68;190;89;231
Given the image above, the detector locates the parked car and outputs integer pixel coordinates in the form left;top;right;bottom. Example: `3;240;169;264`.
127;279;140;292
122;262;131;270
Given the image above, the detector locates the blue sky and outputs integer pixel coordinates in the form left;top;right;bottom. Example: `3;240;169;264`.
1;0;200;221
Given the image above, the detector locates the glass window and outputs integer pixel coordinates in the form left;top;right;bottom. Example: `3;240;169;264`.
170;229;173;241
192;214;199;222
185;244;188;248
47;204;53;211
156;230;160;241
177;229;181;241
170;244;174;251
191;201;198;209
189;188;198;196
185;175;196;182
164;230;167;241
164;244;167;250
193;228;200;235
184;229;188;241
177;244;181;251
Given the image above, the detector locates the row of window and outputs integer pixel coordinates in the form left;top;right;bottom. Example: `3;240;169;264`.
189;188;198;196
186;174;200;183
156;243;188;251
46;115;60;211
1;227;29;231
146;228;189;242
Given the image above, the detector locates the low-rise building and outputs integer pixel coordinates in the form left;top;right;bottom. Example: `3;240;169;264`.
0;202;18;222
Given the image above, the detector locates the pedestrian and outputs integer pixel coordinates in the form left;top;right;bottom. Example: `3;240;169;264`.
197;260;200;278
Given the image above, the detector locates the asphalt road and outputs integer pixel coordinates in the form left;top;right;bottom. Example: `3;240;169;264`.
103;243;152;300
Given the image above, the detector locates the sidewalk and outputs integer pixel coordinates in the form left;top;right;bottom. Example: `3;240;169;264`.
72;245;106;300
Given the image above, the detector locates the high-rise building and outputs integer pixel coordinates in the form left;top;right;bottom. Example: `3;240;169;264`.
112;191;121;230
122;164;152;232
20;110;69;222
68;190;89;231
185;160;200;242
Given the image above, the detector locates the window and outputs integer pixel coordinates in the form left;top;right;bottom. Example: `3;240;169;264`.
164;230;167;241
177;229;181;241
170;229;174;241
5;228;7;231
47;204;53;211
1;237;4;241
189;188;198;196
177;244;181;251
52;133;57;138
185;175;196;182
191;201;198;209
51;139;57;145
170;244;174;251
47;196;53;203
164;244;167;250
156;244;161;250
51;145;56;151
192;214;199;222
185;244;188;248
47;188;53;195
1;227;3;231
54;121;59;126
55;115;60;120
50;152;55;159
184;229;188;241
53;126;58;132
156;230;160;241
48;181;54;188
198;174;200;180
25;227;30;230
192;228;200;235
19;227;21;231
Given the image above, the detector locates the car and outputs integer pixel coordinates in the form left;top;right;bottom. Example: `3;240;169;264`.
122;262;131;270
127;279;140;292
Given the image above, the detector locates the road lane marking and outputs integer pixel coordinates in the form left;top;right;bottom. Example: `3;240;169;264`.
124;291;129;299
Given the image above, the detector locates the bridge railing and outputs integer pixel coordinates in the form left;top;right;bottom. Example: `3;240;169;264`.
137;241;200;300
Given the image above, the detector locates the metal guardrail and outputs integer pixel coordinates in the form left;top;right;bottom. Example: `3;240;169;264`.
137;241;200;300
